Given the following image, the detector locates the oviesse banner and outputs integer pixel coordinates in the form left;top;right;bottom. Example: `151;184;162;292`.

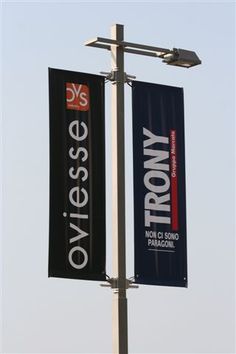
132;81;187;287
48;68;106;281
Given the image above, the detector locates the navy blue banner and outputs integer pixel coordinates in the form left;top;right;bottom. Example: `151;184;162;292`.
48;68;106;281
132;81;187;287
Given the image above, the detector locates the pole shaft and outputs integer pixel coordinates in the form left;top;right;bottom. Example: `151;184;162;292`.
111;24;128;354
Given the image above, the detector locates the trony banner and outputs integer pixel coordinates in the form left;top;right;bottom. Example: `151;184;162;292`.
132;81;187;287
48;68;106;281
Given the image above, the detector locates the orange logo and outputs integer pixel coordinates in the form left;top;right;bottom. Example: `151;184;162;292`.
66;83;89;111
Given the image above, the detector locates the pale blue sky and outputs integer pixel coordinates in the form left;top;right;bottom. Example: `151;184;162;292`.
1;1;235;353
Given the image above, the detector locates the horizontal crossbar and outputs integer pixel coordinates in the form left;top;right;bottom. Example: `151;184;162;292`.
84;36;170;57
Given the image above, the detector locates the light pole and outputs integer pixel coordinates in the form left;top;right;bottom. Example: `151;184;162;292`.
85;23;201;354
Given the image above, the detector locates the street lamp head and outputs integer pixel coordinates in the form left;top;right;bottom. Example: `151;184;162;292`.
162;48;201;68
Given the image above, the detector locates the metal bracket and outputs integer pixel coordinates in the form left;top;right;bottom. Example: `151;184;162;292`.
100;278;139;289
100;71;136;84
126;73;136;84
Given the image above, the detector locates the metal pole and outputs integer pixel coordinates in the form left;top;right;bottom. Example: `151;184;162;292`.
111;24;128;354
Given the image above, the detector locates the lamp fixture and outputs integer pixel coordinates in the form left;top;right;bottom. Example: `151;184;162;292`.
162;48;202;68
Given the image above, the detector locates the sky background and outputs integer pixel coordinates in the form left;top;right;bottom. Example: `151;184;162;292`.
1;1;235;353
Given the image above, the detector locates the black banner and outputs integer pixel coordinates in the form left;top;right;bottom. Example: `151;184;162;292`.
132;81;187;287
48;68;106;281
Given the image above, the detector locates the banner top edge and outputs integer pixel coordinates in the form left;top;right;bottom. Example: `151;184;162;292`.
48;67;105;80
131;79;183;90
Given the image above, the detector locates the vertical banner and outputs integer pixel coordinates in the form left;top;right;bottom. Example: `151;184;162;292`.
132;81;187;287
48;68;106;281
